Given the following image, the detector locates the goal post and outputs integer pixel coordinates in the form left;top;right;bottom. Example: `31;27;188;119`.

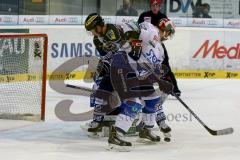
0;34;48;121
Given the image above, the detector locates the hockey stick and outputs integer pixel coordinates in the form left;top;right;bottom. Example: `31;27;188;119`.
172;93;234;136
66;84;92;97
140;62;234;136
66;84;92;93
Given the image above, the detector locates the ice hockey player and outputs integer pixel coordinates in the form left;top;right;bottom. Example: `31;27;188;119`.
138;0;181;96
138;0;178;141
84;13;129;135
84;13;152;137
84;13;174;148
108;19;176;150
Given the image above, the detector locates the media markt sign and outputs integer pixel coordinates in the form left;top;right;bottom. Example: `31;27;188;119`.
193;40;240;60
0;38;29;75
191;39;240;71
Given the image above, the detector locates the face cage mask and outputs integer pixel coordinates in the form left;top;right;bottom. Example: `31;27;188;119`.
161;30;174;41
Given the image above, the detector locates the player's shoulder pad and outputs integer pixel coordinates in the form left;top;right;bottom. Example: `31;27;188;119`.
105;23;122;41
139;22;160;47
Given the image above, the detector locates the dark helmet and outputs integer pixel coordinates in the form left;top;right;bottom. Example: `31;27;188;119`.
85;13;104;31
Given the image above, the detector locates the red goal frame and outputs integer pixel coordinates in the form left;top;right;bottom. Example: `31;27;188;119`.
0;34;48;121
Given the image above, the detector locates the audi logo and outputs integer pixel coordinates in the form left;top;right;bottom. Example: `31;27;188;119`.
67;17;79;23
35;17;45;23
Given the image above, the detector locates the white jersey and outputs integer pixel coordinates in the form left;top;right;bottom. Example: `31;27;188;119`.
122;21;165;78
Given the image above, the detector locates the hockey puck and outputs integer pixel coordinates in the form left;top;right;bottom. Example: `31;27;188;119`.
164;137;171;142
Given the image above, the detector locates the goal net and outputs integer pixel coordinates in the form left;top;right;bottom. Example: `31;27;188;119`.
0;34;48;121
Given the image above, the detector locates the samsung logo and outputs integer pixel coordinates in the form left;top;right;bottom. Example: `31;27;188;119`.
51;42;100;58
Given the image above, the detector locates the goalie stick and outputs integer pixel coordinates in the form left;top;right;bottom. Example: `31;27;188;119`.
140;62;234;136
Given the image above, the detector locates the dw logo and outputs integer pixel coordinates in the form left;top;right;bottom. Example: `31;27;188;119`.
169;0;197;13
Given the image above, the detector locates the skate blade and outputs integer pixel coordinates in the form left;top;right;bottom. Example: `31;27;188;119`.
107;144;131;152
80;124;103;138
87;132;103;138
136;137;159;144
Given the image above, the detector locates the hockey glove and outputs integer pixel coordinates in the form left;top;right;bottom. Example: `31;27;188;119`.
128;40;142;61
158;79;174;95
93;59;111;81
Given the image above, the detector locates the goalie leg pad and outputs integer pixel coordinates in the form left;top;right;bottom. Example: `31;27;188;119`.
115;101;142;133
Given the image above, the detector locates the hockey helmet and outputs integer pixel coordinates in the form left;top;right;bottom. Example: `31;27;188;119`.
85;13;104;31
158;18;176;40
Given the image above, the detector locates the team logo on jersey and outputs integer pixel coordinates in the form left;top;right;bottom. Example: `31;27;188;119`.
106;30;116;40
143;49;162;70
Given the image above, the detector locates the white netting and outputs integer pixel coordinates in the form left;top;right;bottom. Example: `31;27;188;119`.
0;35;47;121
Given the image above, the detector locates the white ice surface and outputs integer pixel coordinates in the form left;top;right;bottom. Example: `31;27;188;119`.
0;79;240;160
